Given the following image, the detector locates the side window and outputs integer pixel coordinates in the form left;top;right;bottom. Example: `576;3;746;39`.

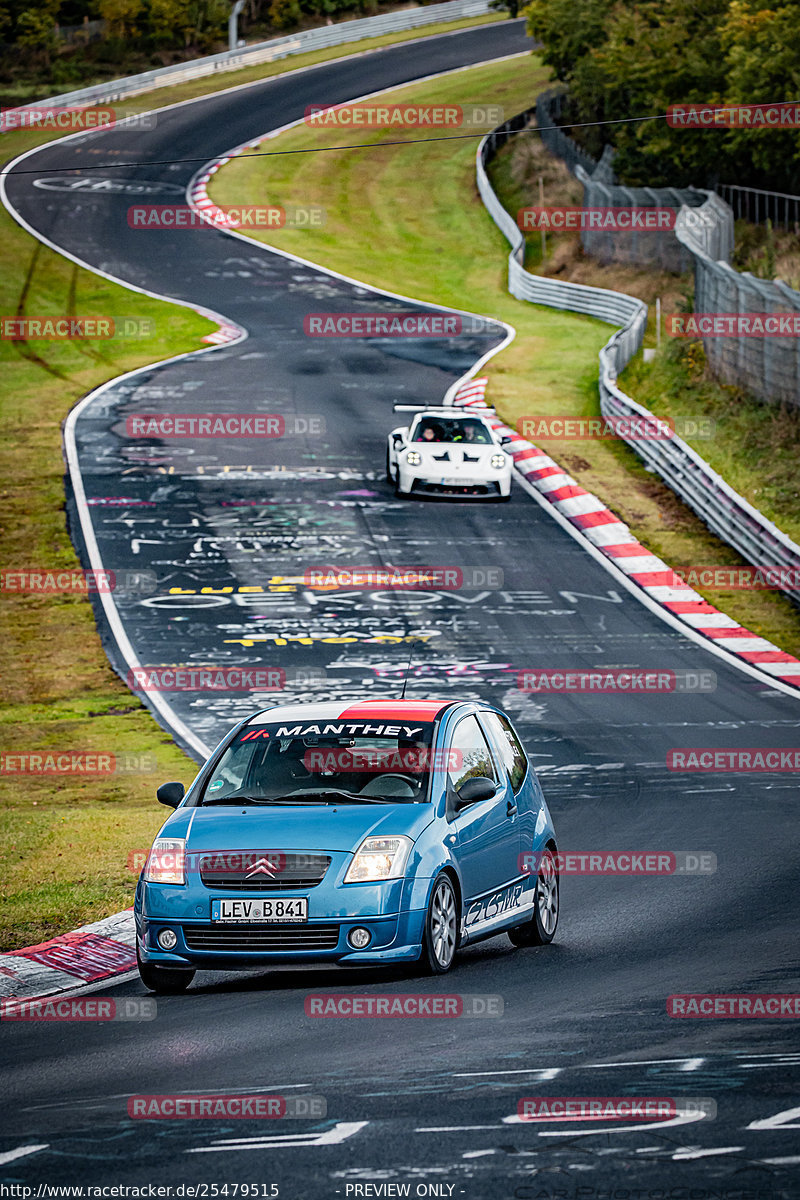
448;715;499;792
483;712;528;794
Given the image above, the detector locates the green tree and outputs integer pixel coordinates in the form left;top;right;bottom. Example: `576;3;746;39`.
98;0;144;37
15;0;60;63
721;0;800;191
524;0;613;83
268;0;301;27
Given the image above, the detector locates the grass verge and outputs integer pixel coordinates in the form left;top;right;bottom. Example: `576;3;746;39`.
209;55;800;658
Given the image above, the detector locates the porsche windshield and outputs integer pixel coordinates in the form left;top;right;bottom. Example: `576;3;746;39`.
412;417;492;444
200;720;438;804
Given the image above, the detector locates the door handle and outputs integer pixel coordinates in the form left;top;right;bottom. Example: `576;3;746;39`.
507;800;518;817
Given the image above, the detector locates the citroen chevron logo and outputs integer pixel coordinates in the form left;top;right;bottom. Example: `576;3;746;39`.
244;856;281;879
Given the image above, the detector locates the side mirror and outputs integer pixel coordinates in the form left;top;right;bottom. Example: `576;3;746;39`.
500;435;512;445
392;432;405;447
454;775;497;810
157;781;185;808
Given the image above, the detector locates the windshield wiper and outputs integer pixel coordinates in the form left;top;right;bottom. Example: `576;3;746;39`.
278;789;388;804
201;794;286;806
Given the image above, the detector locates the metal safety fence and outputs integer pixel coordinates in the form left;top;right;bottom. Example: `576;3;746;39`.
675;204;800;407
718;183;800;232
536;88;800;408
477;110;800;605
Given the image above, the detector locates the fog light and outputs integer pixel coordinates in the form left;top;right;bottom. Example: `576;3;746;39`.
157;928;178;951
348;927;371;949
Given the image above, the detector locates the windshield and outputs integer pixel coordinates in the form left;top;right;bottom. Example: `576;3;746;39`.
412;418;492;445
200;719;438;805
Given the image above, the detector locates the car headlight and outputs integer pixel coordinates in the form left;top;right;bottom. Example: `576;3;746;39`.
344;836;413;883
490;454;506;469
406;450;421;466
144;838;186;885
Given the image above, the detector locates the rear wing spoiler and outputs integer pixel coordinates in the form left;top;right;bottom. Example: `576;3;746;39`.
392;403;496;415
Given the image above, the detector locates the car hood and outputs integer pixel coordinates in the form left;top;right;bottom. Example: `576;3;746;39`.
162;803;435;854
412;445;495;460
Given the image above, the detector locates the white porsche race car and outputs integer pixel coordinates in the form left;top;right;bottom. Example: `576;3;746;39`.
386;406;512;500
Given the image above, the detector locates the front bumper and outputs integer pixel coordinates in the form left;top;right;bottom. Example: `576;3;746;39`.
135;870;431;969
399;466;511;498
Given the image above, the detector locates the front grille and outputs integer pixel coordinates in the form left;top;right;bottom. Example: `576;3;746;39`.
198;852;331;891
411;480;500;497
183;924;340;952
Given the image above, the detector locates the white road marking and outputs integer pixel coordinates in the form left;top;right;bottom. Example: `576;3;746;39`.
672;1146;744;1160
187;1121;368;1152
0;1145;48;1166
452;1068;561;1080
747;1105;800;1131
761;1156;800;1165
504;1110;714;1136
462;1150;496;1158
584;1058;704;1069
417;1126;503;1133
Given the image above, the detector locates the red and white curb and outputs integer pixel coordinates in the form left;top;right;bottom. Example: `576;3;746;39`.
0;910;136;1006
453;378;800;692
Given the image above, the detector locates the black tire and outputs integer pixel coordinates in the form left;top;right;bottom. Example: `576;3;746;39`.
508;847;559;947
137;944;195;994
386;447;395;483
420;873;458;974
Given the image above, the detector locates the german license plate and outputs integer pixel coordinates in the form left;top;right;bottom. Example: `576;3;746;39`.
212;897;308;922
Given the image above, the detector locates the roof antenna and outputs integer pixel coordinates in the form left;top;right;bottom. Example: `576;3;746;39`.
400;636;416;700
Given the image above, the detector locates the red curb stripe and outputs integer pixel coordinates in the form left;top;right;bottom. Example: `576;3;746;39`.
549;485;590;503
603;543;654;558
571;510;625;529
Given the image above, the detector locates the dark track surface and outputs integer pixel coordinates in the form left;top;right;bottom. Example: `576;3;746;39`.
2;21;800;1200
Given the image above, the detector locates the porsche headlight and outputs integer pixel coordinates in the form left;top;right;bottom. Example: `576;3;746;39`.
344;836;413;883
406;450;421;466
490;454;506;469
144;838;186;885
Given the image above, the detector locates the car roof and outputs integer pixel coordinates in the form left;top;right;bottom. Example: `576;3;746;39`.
247;699;455;726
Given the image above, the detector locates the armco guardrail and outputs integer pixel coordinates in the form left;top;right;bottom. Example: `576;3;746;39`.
675;200;800;408
477;109;800;606
5;0;493;113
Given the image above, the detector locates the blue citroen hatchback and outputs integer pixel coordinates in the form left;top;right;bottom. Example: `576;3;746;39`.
134;700;559;992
